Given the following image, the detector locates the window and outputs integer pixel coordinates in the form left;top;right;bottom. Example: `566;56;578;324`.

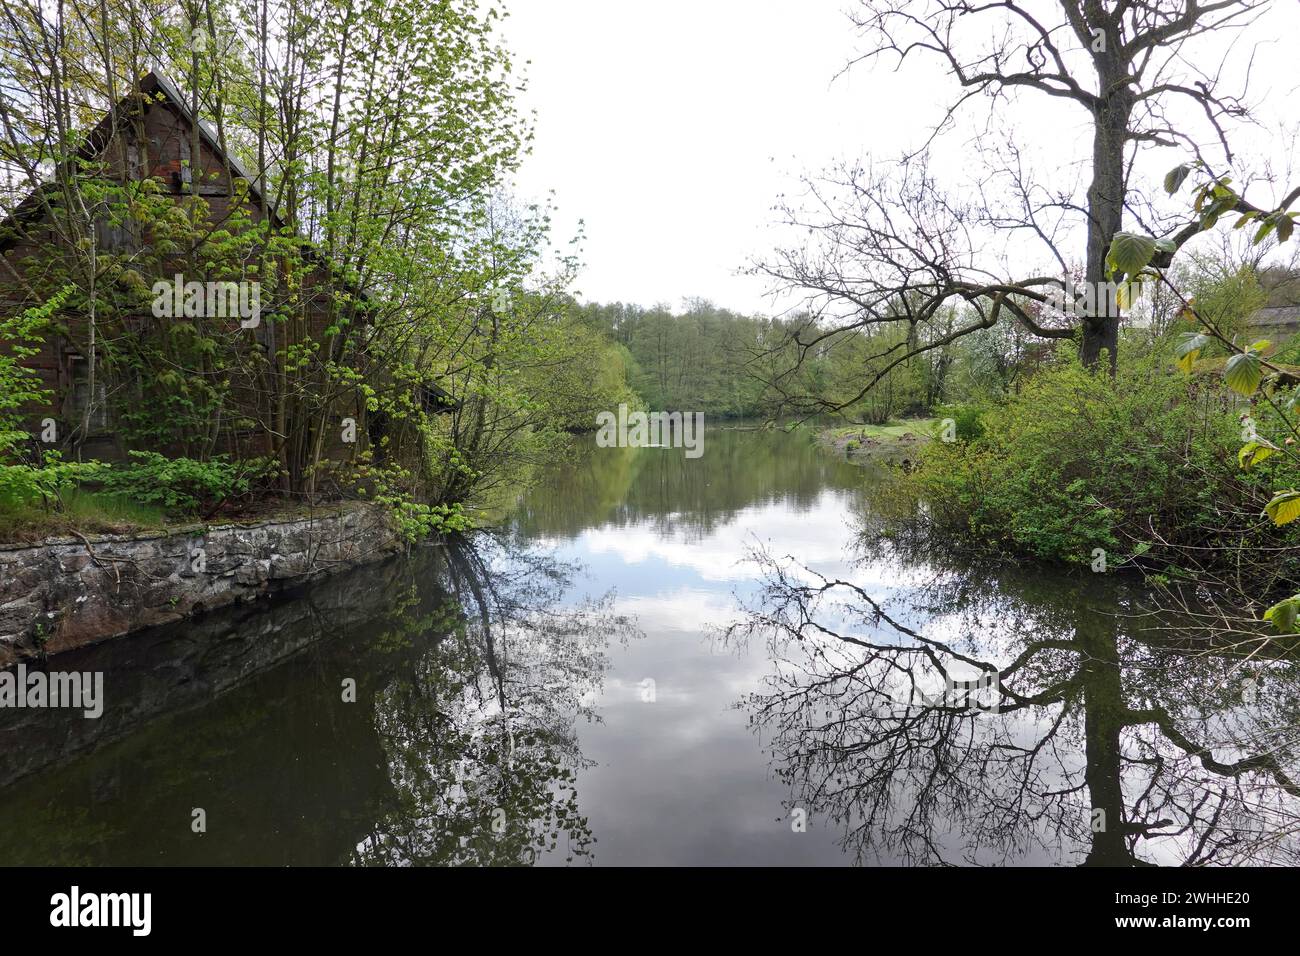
94;215;140;252
66;356;110;434
178;138;193;191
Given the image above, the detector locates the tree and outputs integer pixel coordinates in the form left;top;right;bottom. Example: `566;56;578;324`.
0;0;586;526
728;546;1300;865
756;0;1289;405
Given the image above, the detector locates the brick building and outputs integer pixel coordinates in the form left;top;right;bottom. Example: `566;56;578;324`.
0;70;450;478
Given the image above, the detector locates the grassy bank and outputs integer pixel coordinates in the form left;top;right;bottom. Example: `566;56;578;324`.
819;418;938;460
0;489;168;543
0;488;348;545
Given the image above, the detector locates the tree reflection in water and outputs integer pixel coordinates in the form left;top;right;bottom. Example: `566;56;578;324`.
351;532;635;866
725;544;1300;866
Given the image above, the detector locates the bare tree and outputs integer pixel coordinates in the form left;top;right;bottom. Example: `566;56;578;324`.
757;0;1296;398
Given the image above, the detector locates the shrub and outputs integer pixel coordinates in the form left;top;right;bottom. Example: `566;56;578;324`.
935;403;986;442
0;456;107;512
1;287;72;463
96;452;269;517
888;346;1267;568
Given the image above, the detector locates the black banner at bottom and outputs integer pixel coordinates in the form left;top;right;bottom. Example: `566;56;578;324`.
0;864;1278;942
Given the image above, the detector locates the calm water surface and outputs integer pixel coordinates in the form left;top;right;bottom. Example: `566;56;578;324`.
1;429;1296;865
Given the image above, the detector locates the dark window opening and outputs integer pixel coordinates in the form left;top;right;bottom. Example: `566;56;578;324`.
67;356;110;435
417;381;459;415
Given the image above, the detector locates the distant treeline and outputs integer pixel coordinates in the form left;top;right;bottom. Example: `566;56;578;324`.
566;299;784;418
566;287;1268;425
566;297;968;423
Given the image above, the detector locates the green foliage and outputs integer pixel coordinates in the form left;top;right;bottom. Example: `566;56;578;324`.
350;454;475;542
0;455;106;513
571;298;954;423
0;287;72;460
1151;167;1300;563
536;319;644;430
1264;594;1300;634
894;347;1241;566
0;0;545;534
96;452;269;517
1177;265;1267;346
1224;350;1263;396
388;500;474;542
935;403;985;441
1265;490;1300;526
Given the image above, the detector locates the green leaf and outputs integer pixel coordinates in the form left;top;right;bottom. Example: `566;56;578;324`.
1265;490;1300;526
1107;232;1157;281
1264;596;1300;634
1278;215;1295;243
1116;280;1137;310
1174;332;1209;373
1224;351;1262;396
1164;164;1192;194
1238;441;1276;469
1199;195;1237;229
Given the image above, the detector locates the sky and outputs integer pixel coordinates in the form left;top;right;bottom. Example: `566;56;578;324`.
502;0;1300;318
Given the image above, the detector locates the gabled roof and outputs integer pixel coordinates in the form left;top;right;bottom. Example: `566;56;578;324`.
0;71;389;311
1;69;281;252
139;70;276;219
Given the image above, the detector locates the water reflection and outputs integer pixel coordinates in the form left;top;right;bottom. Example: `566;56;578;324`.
6;426;1289;865
351;535;621;865
0;535;625;865
513;427;866;541
727;545;1300;866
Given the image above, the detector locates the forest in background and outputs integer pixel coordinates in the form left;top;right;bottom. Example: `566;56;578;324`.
566;247;1300;428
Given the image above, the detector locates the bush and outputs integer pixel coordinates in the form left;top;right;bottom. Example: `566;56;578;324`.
0;287;69;463
96;452;268;517
935;403;986;442
887;346;1271;568
0;456;106;512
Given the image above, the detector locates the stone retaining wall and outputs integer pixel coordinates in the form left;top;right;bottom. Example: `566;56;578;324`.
0;503;402;663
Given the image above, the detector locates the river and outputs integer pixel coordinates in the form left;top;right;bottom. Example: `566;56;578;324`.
0;428;1296;865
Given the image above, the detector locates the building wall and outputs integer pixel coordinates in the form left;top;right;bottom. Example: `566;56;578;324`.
1247;307;1300;343
0;81;364;470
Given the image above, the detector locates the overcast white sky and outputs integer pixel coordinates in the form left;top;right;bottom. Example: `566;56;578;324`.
503;0;1300;317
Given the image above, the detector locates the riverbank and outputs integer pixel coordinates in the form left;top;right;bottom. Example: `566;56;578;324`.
0;501;402;663
819;418;937;463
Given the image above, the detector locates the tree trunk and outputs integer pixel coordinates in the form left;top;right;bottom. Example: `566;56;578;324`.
1081;68;1132;375
1079;613;1140;866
